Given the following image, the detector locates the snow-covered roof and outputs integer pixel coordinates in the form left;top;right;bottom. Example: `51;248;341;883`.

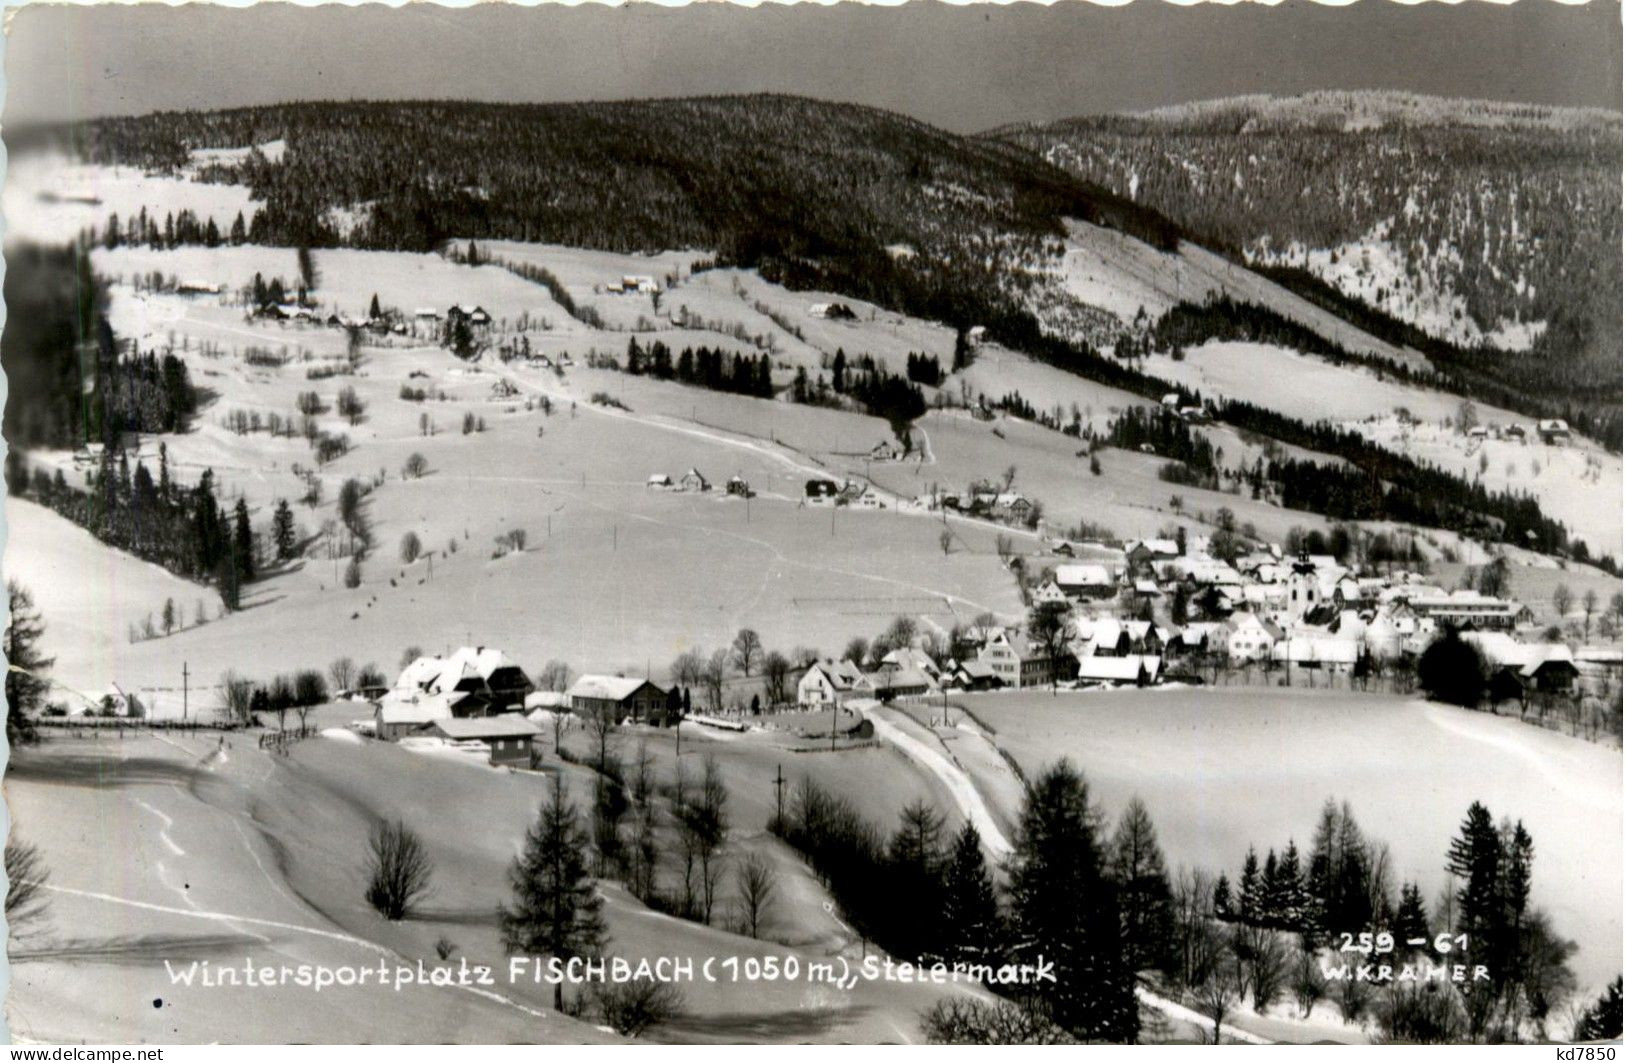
431;715;540;740
568;675;656;702
881;647;940;675
1077;656;1149;681
1055;563;1113;587
396;655;448;691
870;665;934;691
806;659;868;690
1464;633;1574;675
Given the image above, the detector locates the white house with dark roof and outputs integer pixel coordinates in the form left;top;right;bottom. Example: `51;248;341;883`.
797;659;871;707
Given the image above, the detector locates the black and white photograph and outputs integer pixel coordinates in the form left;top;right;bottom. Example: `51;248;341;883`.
0;0;1620;1046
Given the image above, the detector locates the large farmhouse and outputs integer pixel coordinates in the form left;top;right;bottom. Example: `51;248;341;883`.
979;629;1068;689
375;647;534;738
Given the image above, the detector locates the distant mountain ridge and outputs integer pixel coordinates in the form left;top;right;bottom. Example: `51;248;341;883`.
1075;90;1621;134
993;90;1621;434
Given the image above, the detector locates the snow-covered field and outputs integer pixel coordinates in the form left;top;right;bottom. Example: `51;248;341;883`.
1052;221;1428;372
962;687;1623;995
3;153;261;247
94;245;584;331
4;710;986;1043
1143;340;1624;559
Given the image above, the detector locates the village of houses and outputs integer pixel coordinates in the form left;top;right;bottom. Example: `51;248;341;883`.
324;522;1621;771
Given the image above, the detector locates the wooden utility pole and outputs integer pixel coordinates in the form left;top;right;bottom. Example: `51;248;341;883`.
182;661;189;722
773;763;786;825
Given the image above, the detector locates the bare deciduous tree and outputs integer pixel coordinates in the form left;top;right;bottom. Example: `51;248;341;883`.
761;651;792;707
364;819;433;920
733;851;779;939
329;656;356;693
591;975;685;1037
731;628;763;677
586;703;619;775
536;660;572;693
703;649;729;713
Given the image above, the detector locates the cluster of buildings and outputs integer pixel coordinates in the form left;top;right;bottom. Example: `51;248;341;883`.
804;478;884;509
910;487;1033;525
602;275;660;295
647;468;753;497
795;535;1610;707
371;647;671;766
1467;419;1572;447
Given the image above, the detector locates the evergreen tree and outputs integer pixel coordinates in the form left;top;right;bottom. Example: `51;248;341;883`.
4;582;52;745
1110;797;1173;973
272;499;297;561
233;497;255;581
1497;821;1535;984
229;212;246;244
1576;978;1623;1041
1446;802;1502;947
1238;847;1262;925
1006;760;1138;1042
501;775;607;1011
1259;849;1281;927
1213;873;1233;921
1394;882;1430;956
1276;840;1307;932
887;800;947;961
1418;628;1488;708
369;292;382;320
938;822;1003;969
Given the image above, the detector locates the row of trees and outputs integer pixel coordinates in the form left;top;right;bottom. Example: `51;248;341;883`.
775;761;1139;1042
101;206;247;252
10;449;255;609
1193;797;1581;1043
617;338;774;399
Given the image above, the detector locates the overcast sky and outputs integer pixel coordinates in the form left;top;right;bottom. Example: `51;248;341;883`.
3;1;1619;133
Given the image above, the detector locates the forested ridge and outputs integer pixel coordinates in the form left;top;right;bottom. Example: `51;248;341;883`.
56;95;1179;284
994;93;1622;436
13;95;1608;563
